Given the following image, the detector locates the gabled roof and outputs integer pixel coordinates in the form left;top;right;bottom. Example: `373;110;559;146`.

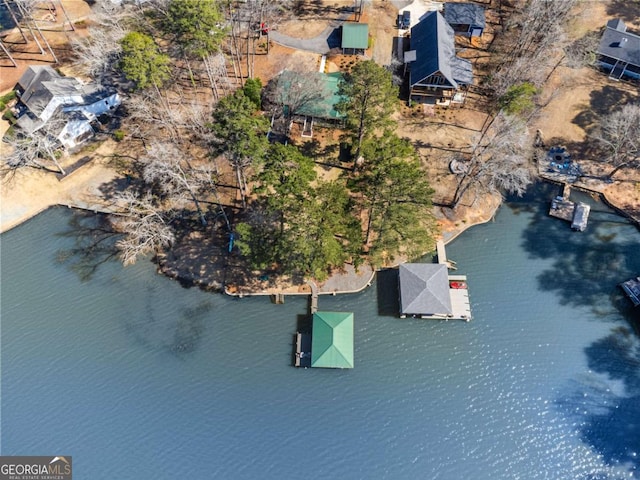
409;11;473;88
606;18;626;31
342;23;369;50
444;2;486;28
17;65;117;121
399;263;452;316
598;20;640;67
311;311;354;369
18;66;83;119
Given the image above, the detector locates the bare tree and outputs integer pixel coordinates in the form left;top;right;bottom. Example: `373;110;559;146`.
263;70;331;122
1;113;68;178
593;104;640;178
492;0;576;97
112;190;175;266
450;113;534;208
140;142;215;226
69;4;135;83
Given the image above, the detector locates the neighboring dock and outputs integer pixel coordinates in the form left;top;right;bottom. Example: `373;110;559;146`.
620;277;640;307
549;184;590;231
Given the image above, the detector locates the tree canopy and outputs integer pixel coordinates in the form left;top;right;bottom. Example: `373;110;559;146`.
120;32;171;90
164;0;226;58
336;60;398;163
236;144;360;280
210;90;270;206
350;134;436;266
594;103;640;178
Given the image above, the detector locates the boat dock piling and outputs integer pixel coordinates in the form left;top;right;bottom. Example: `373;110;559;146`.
271;293;285;304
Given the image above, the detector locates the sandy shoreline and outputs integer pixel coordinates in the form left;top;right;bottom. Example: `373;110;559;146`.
0;142;122;235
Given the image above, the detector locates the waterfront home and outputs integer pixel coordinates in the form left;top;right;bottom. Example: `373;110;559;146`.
407;11;473;105
399;263;471;321
310;311;354;369
444;2;486;38
597;19;640;81
269;70;346;138
14;65;121;148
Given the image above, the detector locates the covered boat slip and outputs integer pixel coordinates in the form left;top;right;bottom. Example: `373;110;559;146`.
294;312;354;369
398;265;472;321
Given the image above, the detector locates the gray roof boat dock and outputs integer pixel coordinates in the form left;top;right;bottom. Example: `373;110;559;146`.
620;277;640;307
398;240;471;321
549;184;590;231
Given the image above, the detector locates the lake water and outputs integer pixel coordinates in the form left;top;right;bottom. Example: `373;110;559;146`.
2;185;639;479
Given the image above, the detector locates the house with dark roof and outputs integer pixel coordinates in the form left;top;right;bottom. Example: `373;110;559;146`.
408;11;473;105
342;23;369;55
597;19;640;81
15;66;121;148
444;2;485;37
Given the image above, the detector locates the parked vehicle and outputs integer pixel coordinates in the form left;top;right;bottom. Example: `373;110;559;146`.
400;10;411;29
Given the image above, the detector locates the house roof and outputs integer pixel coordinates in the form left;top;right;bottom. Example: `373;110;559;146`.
311;311;354;369
444;2;486;28
598;20;640;67
17;65;117;121
606;18;626;31
409;11;473;88
279;70;346;120
342;23;369;50
399;263;453;316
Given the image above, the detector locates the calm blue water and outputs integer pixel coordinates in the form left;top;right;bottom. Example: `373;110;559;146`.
2;187;639;479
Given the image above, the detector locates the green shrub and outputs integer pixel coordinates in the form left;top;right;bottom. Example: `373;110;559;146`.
2;109;16;123
0;101;5;111
0;90;17;103
113;129;126;142
498;82;538;115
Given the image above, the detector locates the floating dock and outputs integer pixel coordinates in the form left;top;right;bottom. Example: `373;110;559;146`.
549;185;590;231
620;277;640;307
294;332;312;367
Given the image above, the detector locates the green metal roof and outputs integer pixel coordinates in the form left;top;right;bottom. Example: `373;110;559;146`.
311;311;354;369
278;71;346;120
342;23;369;50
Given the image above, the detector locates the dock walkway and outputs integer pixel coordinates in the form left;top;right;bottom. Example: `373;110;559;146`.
294;333;312;367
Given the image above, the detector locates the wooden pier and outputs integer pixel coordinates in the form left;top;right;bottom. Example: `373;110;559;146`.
308;280;319;314
436;240;457;270
620;277;640;307
294;332;312;367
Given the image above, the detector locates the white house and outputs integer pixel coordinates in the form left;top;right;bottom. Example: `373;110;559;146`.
15;66;121;148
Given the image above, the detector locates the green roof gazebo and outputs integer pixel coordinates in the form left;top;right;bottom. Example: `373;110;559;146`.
311;311;354;369
341;23;369;54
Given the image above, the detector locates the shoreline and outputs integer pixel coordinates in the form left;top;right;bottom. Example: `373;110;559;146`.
3;175;637;298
